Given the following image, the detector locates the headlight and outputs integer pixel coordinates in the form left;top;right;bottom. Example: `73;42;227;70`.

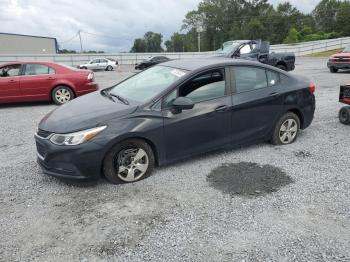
49;126;107;146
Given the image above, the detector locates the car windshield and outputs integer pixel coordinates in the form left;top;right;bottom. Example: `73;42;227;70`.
110;66;188;103
215;42;243;55
342;45;350;53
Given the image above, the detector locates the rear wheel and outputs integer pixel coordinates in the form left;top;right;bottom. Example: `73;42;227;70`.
330;67;338;73
81;66;88;70
106;65;113;71
339;106;350;125
52;86;74;105
103;139;155;184
271;112;300;145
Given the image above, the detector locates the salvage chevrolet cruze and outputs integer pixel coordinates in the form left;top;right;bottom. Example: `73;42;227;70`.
35;58;315;184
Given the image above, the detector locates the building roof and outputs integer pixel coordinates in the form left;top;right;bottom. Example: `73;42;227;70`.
0;32;57;41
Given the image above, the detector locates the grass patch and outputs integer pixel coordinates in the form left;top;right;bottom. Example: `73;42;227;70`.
305;48;343;58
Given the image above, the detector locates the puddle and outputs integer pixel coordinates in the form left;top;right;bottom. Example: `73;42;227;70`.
207;162;294;197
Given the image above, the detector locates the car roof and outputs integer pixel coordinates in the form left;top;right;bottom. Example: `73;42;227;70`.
0;61;57;66
161;58;273;71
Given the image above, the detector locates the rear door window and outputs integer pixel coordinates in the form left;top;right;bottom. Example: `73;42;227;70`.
24;64;55;75
0;64;21;77
233;66;267;93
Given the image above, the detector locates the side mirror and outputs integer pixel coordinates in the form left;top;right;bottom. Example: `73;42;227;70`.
171;97;194;113
258;54;268;63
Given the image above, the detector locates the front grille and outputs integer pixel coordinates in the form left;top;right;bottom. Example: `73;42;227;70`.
37;129;52;138
339;85;350;103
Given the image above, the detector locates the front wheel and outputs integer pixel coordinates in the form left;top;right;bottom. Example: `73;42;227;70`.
52;86;74;105
103;139;155;184
106;65;113;71
339;106;350;125
330;67;338;73
271;112;300;145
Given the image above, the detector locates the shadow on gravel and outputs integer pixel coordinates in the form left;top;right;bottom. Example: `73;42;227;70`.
207;162;294;197
0;101;53;109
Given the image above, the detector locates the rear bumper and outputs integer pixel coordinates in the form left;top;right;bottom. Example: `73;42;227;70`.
301;95;316;130
327;61;350;69
35;134;104;180
77;82;98;96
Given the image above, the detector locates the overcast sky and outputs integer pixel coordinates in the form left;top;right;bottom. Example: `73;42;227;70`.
0;0;320;52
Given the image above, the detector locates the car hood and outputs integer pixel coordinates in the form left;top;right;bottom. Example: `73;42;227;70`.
39;91;138;133
331;53;350;58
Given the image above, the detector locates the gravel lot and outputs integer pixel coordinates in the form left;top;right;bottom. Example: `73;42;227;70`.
0;58;349;262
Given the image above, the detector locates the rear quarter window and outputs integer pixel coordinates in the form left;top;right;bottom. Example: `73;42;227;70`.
266;70;280;86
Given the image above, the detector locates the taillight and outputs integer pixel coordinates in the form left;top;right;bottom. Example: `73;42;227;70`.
87;72;94;81
309;83;315;93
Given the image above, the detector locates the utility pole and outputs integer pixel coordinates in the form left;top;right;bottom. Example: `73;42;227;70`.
195;14;204;53
78;30;83;53
198;31;201;52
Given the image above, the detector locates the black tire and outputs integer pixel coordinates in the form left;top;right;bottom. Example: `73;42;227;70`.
330;67;338;73
276;64;287;71
81;66;88;70
271;112;300;145
106;65;113;71
103;139;155;184
51;86;74;105
339;106;350;125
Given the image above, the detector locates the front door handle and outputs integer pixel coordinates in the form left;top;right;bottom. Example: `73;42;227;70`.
8;79;16;83
215;105;229;112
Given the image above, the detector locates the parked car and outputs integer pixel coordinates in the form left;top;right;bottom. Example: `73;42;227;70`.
327;45;350;73
79;58;118;71
339;84;350;124
0;61;97;105
215;40;295;71
135;56;170;70
35;58;315;184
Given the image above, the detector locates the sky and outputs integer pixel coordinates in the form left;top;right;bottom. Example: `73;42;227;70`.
0;0;320;52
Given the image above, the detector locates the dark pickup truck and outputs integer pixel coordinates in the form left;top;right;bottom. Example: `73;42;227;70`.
215;40;295;71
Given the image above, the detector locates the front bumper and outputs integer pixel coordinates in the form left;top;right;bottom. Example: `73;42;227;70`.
327;61;350;69
35;133;104;180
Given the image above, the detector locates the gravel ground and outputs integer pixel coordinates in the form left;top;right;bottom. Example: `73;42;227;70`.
0;58;349;262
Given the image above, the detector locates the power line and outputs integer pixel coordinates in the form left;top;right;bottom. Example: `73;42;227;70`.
81;31;134;41
58;33;79;44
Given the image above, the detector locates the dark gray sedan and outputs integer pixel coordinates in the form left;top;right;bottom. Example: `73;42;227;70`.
35;58;315;184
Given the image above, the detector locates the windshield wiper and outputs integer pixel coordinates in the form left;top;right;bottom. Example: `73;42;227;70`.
101;89;116;102
110;93;129;105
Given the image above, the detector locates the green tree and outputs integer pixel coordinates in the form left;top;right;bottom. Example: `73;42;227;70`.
334;1;350;36
130;32;163;52
312;0;341;33
130;38;147;53
144;31;163;52
283;27;300;44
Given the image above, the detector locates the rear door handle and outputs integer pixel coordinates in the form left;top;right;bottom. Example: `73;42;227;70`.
215;105;229;112
8;79;15;83
269;92;279;97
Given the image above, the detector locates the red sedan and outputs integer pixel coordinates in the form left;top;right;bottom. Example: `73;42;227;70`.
0;61;98;105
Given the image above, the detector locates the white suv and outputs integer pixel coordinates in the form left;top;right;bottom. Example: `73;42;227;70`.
79;58;118;71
